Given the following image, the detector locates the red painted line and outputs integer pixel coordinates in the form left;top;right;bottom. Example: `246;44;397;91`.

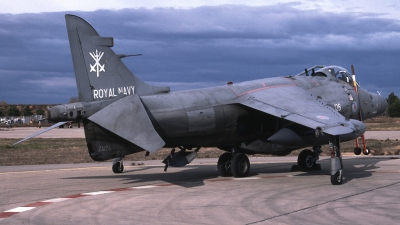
63;194;85;199
24;202;52;207
0;212;18;218
109;188;131;192
1;175;294;221
208;178;232;182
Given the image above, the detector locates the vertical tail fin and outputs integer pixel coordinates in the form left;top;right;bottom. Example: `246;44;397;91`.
65;14;169;102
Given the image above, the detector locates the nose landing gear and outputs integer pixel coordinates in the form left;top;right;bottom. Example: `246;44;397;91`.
330;136;343;185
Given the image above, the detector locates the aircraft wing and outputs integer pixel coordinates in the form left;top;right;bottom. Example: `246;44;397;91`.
240;85;355;136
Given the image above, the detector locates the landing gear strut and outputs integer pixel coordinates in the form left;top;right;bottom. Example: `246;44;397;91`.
330;136;343;185
112;157;124;173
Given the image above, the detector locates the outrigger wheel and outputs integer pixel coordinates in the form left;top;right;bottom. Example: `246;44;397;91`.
354;147;362;155
363;147;370;155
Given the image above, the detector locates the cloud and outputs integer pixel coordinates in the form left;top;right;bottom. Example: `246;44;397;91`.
1;5;400;103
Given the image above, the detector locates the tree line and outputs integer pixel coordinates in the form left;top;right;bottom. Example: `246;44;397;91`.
0;105;45;117
387;92;400;117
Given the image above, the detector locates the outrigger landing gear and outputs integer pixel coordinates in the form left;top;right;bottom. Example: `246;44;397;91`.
292;146;322;172
217;147;250;178
354;135;370;155
112;157;124;173
330;136;343;185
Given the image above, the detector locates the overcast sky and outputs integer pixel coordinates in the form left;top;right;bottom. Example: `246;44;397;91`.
1;1;400;104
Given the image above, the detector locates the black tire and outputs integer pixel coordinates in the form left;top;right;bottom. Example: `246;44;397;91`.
112;162;124;173
363;148;370;155
331;170;343;185
231;153;250;178
217;153;232;177
297;149;316;171
354;147;362;155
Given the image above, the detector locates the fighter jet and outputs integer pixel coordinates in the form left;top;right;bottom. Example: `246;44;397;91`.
14;15;387;185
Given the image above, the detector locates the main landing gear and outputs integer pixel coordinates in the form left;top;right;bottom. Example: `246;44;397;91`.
292;146;322;172
217;148;250;178
112;157;124;173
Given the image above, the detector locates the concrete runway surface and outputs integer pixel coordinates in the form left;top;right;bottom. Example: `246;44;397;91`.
1;156;400;224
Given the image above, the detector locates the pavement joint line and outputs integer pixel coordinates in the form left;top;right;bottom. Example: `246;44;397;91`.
246;180;400;225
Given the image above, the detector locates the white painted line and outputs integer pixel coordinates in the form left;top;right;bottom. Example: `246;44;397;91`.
5;207;35;213
81;191;115;196
232;177;261;180
130;185;157;189
42;198;70;203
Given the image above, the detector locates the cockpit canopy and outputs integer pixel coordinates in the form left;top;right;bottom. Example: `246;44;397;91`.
315;66;353;84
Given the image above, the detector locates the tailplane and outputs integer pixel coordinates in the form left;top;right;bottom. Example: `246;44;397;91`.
65;14;169;102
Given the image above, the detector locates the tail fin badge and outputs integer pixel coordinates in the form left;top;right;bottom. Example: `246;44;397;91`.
89;49;105;77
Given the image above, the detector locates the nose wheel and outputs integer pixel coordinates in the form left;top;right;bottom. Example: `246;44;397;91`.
330;136;343;185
